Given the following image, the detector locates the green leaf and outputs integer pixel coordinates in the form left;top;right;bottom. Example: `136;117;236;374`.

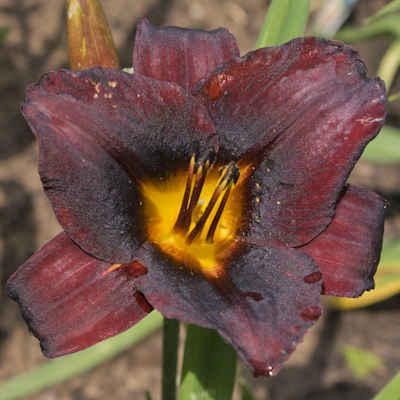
377;38;400;91
342;345;383;379
364;0;400;25
146;391;153;400
381;239;400;263
238;377;257;400
361;125;400;164
389;91;400;102
0;311;163;400
162;318;180;400
372;371;400;400
255;0;311;48
178;324;237;400
334;14;400;43
0;27;9;43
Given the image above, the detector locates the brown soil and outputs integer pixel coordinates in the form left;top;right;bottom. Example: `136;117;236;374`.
0;0;400;399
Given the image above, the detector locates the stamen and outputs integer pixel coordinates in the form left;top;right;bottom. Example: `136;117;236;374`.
172;155;196;233
173;146;215;235
205;181;232;244
185;162;239;245
181;162;208;233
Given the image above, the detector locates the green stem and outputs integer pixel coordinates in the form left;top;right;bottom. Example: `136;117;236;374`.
162;318;180;400
178;324;237;400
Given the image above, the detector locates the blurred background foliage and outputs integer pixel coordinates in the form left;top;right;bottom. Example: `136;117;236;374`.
1;0;400;399
311;0;400;310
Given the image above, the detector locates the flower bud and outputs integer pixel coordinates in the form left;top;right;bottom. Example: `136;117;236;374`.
67;0;120;70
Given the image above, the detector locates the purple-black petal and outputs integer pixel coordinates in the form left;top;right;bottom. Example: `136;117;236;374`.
133;19;240;91
132;241;322;376
192;37;386;248
299;184;388;297
22;67;218;263
6;232;152;357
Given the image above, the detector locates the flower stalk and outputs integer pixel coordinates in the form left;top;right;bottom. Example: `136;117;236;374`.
162;318;180;400
178;324;237;400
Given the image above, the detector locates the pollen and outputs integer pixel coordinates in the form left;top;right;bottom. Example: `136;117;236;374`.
108;81;117;88
92;81;101;93
102;263;122;276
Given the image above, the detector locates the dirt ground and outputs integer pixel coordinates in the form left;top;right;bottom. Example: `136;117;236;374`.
0;0;400;399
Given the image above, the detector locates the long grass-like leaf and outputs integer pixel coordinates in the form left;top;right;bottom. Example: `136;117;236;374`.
255;0;311;48
377;38;400;91
0;312;163;400
364;0;400;25
334;14;400;43
361;125;400;164
372;371;400;400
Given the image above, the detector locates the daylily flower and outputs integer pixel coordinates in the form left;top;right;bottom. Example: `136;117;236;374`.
7;20;388;377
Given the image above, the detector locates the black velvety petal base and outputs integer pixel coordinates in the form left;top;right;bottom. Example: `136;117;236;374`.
132;241;322;376
193;37;386;249
22;67;218;263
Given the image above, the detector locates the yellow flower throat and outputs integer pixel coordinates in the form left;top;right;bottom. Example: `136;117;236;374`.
142;146;242;277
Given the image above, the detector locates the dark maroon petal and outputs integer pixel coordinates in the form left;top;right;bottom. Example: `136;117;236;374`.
22;67;217;263
6;232;152;357
192;37;386;248
299;184;388;297
132;242;322;376
133;19;240;91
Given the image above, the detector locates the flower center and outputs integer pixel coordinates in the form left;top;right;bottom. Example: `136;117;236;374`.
142;143;242;277
173;145;240;245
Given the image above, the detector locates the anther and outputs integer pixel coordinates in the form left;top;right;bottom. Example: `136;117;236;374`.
195;148;215;172
218;161;240;185
188;141;200;156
